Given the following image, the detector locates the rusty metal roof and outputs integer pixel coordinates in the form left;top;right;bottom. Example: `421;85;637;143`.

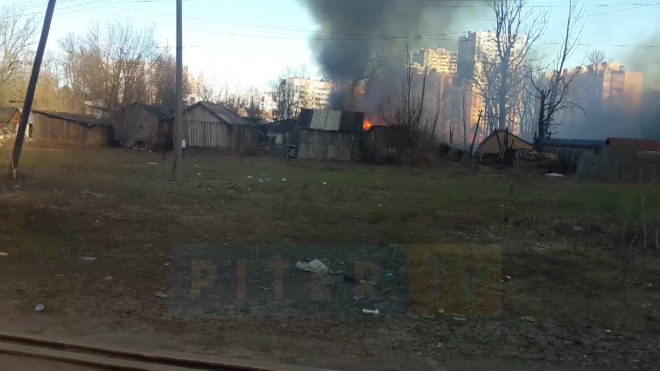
33;110;112;127
186;102;254;126
132;103;174;121
545;138;605;149
606;137;660;152
0;107;19;123
480;129;533;147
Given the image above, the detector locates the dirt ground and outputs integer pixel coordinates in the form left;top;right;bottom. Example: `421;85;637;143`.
0;147;658;370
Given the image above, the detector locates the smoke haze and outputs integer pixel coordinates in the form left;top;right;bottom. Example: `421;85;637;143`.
625;27;660;88
298;0;480;82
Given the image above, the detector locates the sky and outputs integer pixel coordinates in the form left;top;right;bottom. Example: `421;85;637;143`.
2;0;659;91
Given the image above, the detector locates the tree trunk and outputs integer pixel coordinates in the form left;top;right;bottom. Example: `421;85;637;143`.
536;94;546;152
469;111;482;155
498;58;509;130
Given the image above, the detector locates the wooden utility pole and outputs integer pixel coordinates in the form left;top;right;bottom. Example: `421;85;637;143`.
8;0;57;179
171;0;183;181
469;110;483;155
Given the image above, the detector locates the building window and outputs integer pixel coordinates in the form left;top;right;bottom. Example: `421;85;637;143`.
134;140;147;150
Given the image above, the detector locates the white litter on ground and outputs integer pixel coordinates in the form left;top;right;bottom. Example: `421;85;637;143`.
295;259;329;275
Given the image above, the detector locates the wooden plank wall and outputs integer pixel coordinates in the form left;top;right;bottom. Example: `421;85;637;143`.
577;149;660;183
183;106;232;148
298;129;358;161
33;115;108;147
113;105;160;148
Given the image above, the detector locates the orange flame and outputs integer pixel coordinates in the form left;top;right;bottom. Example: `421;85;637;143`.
363;119;373;131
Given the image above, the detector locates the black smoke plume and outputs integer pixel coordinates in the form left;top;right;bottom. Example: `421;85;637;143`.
298;0;479;82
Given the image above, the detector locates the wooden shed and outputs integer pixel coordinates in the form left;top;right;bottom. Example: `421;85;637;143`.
259;118;297;146
605;137;660;153
362;125;408;162
182;102;258;151
479;130;532;156
297;109;365;161
0;107;21;135
113;103;174;151
32;111;113;147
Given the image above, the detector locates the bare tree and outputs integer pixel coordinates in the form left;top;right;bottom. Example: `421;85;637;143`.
519;65;537;140
461;48;500;135
483;0;549;130
245;96;261;120
0;6;37;100
147;44;191;107
377;44;442;164
584;49;610;116
196;78;215;103
529;0;585;151
269;65;308;120
0;6;37;90
587;50;607;69
333;51;383;110
220;91;244;115
58;22;159;113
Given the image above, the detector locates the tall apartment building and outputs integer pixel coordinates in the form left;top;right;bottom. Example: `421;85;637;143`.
412;48;458;74
458;31;527;139
279;78;333;118
556;63;644;130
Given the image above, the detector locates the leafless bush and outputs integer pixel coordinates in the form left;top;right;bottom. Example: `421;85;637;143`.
377;44;442;165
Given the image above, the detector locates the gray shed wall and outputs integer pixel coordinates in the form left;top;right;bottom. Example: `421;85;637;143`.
298;129;359;161
114;105;164;149
577;148;660;183
33;114;110;147
183;105;232;148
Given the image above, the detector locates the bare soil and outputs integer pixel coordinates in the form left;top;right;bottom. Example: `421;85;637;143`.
0;147;658;370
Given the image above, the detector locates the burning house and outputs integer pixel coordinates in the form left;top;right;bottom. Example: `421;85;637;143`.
297;109;364;161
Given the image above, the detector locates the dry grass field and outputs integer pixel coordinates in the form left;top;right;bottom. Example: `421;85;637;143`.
0;146;658;370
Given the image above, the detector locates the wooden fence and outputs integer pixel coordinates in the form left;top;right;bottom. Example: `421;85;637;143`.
576;149;660;183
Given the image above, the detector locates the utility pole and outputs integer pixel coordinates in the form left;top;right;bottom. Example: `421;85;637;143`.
8;0;57;179
171;0;183;181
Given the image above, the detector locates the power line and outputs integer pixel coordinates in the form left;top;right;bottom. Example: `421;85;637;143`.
93;8;660;48
102;1;660;39
105;5;468;38
204;0;660;9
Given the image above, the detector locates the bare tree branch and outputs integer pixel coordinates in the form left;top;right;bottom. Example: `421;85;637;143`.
528;0;586;151
378;43;443;164
0;6;37;93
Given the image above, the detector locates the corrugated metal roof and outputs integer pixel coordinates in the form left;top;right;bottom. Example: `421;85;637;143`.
606;137;660;152
0;107;19;123
480;129;532;147
187;102;253;126
33;110;112;127
545;138;605;149
298;109;364;134
133;103;174;121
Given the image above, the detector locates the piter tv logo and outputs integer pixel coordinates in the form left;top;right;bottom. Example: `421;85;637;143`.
168;244;502;318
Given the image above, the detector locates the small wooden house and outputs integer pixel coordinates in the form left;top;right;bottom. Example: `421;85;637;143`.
259;118;297;146
114;103;174;150
182;102;258;151
479;130;532;156
32;111;113;147
362;125;408;162
297;109;364;161
0;107;21;135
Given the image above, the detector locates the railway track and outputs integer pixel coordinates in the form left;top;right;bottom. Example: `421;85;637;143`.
0;332;335;371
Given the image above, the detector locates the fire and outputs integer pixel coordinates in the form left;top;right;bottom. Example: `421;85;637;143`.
363;119;373;131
